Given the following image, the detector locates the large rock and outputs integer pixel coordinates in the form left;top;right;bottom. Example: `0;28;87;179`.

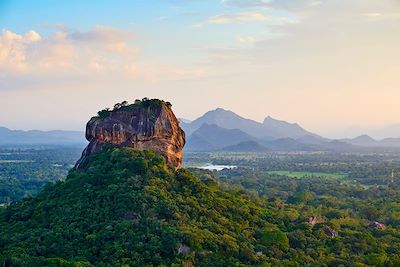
75;99;185;169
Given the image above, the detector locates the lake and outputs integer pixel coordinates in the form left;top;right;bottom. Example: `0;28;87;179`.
197;164;237;171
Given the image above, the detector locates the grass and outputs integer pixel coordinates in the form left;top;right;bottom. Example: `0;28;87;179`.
267;170;345;180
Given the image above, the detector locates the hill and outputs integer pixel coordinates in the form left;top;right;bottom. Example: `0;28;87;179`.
0;147;284;266
262;116;317;139
221;140;268;152
185;124;257;151
341;135;379;147
263;138;318;151
0;126;85;145
181;108;316;139
341;135;400;147
181;108;263;137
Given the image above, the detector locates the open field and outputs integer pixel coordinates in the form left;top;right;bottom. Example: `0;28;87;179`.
267;170;345;179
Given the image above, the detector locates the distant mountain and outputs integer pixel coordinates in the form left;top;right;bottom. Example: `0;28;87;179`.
0;126;86;145
341;135;379;147
221;141;268;152
181;108;264;137
185;124;256;151
262;138;318;151
296;135;329;145
181;108;337;152
380;138;400;147
263;116;317;139
371;124;400;140
341;135;400;147
178;118;192;124
321;140;354;150
180;108;318;140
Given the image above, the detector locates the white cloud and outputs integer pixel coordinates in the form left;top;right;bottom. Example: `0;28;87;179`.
238;36;256;44
195;11;298;28
0;30;43;72
208;12;268;24
0;27;205;85
24;30;42;43
0;27;136;75
362;12;400;21
221;0;271;8
222;0;322;9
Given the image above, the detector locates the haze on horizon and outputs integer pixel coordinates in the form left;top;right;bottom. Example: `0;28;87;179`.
0;0;399;139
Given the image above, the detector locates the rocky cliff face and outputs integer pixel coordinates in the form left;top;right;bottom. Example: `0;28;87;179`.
75;99;185;169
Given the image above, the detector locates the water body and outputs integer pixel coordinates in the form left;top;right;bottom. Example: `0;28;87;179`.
197;164;237;171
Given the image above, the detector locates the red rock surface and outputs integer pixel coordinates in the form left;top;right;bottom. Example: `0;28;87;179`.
75;100;185;169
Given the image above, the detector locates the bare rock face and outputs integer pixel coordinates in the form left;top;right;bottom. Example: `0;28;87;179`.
323;226;338;238
368;221;386;230
307;215;324;228
75;99;185;169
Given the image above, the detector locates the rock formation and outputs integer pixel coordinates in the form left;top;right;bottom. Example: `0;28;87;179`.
307;215;324;228
75;99;185;169
323;226;338;238
368;221;386;230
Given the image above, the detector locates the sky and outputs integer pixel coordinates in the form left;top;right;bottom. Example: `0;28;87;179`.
0;0;399;138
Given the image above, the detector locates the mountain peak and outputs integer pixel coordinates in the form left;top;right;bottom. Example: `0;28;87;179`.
262;116;314;139
213;108;232;112
354;134;375;141
208;107;235;115
180;108;318;140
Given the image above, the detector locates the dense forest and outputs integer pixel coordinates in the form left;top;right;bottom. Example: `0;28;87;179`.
1;148;281;266
0;146;82;203
2;149;400;266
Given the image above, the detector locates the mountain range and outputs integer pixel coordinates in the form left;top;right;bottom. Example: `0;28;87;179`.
1;107;400;151
0;126;85;145
181;108;316;139
181;108;400;152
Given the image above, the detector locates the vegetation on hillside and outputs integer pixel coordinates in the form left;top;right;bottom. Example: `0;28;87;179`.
0;146;82;203
96;98;172;119
0;147;282;266
2;149;400;266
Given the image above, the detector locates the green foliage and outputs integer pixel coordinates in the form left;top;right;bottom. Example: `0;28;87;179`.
0;146;82;202
97;108;110;119
0;147;279;266
259;228;289;252
95;98;172;119
3;149;400;266
189;150;400;266
267;170;345;180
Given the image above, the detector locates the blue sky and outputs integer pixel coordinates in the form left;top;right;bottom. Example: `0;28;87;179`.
0;0;399;138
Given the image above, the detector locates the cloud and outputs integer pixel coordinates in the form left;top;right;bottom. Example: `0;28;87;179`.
221;0;322;10
0;30;42;72
208;12;268;24
0;27;205;87
195;11;298;28
0;27;137;75
221;0;271;8
238;36;256;44
201;0;400;84
362;12;400;21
